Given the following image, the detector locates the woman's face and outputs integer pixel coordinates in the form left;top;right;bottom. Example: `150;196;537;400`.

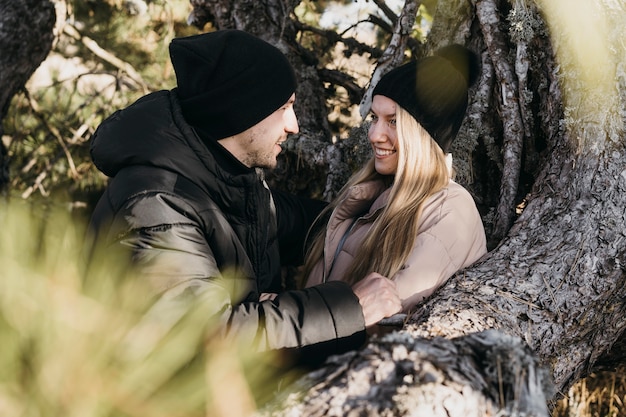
368;95;399;176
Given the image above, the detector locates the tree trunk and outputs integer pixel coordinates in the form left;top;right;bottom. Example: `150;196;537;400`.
189;0;626;414
188;0;388;199
0;0;56;196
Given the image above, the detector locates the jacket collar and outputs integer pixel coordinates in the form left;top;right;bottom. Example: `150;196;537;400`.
333;180;389;222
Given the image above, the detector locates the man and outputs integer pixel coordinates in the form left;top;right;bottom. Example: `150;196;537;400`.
88;30;401;358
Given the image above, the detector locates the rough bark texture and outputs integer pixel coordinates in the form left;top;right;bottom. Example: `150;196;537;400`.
186;0;626;413
0;0;56;196
260;330;552;416
475;0;525;242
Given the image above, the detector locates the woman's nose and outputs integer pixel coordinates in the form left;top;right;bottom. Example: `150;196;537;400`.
368;122;386;142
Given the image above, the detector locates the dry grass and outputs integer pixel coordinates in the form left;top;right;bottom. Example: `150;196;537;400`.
553;366;626;417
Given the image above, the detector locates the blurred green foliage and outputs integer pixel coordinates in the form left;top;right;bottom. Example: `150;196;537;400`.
3;0;200;213
0;198;298;416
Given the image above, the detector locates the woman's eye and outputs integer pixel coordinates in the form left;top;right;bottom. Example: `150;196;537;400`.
367;114;395;128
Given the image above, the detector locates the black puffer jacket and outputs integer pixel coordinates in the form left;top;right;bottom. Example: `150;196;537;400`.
89;90;365;354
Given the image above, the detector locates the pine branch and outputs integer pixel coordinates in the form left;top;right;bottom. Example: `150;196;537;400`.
23;89;79;180
62;24;151;93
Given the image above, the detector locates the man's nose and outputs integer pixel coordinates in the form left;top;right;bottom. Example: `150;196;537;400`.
285;109;299;134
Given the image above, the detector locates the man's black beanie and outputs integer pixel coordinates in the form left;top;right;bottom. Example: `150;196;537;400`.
170;30;297;141
372;44;480;153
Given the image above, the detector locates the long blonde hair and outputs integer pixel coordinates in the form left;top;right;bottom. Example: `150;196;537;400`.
301;106;451;285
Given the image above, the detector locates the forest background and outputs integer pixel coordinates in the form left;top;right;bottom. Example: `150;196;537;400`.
1;0;625;416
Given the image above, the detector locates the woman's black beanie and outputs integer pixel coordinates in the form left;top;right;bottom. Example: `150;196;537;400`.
372;44;480;153
169;30;297;141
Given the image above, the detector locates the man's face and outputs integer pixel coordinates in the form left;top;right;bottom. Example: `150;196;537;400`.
219;94;299;169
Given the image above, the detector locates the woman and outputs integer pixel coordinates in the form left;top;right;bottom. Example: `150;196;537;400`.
302;45;487;312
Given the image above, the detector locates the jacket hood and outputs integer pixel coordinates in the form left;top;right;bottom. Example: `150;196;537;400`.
91;90;256;188
91;91;198;179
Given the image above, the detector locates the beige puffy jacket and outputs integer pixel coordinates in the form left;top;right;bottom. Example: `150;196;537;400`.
305;179;487;312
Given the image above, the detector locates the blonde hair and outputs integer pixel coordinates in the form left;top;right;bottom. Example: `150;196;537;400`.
301;106;451;285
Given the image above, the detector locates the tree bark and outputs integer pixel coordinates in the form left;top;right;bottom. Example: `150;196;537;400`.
259;330;552;416
0;0;56;196
184;0;626;414
475;0;525;242
264;1;626;414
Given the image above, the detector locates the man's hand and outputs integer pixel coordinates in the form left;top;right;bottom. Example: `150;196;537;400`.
351;272;402;327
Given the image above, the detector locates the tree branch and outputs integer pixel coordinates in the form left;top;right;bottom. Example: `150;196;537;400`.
23;89;79;180
359;0;419;118
475;0;525;242
261;330;551;416
62;24;150;93
317;68;364;104
294;21;382;59
372;0;399;25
